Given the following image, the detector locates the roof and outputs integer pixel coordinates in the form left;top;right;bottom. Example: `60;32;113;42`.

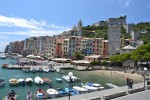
123;45;136;50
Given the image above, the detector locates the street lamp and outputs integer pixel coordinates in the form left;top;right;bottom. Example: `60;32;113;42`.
144;67;148;88
68;72;73;100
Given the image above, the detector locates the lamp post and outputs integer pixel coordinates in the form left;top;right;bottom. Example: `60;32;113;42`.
68;72;73;100
144;67;147;88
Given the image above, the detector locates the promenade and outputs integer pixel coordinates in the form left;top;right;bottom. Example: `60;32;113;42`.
51;82;150;100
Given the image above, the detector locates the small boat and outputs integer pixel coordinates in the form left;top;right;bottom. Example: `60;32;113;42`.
81;83;98;92
18;78;25;85
42;67;49;72
0;79;5;86
30;67;37;73
9;79;19;86
56;88;68;97
34;89;47;99
25;78;33;84
65;87;80;96
86;82;104;90
73;86;88;93
42;77;51;84
63;75;80;82
2;64;8;68
3;90;18;100
49;67;55;72
55;67;63;74
34;76;44;84
47;88;59;98
38;67;43;72
56;78;62;82
105;83;118;88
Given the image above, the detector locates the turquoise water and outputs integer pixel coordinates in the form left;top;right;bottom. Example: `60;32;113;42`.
0;59;126;100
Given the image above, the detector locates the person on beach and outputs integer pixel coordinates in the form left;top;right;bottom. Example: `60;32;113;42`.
130;79;134;89
126;77;130;88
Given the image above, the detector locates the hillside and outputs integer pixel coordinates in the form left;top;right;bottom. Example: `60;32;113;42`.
82;22;150;43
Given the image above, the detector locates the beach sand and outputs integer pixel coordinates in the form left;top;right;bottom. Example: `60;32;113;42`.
91;70;143;82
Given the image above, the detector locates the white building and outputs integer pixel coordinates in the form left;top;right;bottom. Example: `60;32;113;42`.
121;45;136;53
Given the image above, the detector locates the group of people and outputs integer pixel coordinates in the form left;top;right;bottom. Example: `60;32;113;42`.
127;77;134;89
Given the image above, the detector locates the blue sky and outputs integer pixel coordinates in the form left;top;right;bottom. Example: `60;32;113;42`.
0;0;150;52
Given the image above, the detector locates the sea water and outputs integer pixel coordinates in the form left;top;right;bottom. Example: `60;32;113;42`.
0;58;126;100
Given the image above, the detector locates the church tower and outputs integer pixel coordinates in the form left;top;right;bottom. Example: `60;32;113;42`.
77;20;82;32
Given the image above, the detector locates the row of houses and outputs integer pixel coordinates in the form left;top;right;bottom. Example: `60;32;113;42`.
5;36;109;59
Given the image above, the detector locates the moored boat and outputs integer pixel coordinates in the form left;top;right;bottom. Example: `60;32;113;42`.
0;79;5;86
42;67;49;72
64;87;80;96
86;82;104;90
56;88;68;97
34;89;47;99
2;64;8;68
34;76;44;84
105;83;118;88
73;86;88;93
3;90;18;100
42;77;51;84
56;78;62;82
81;83;98;92
9;79;19;86
62;75;80;82
47;88;59;98
18;78;25;85
22;68;30;73
25;78;33;84
55;67;63;74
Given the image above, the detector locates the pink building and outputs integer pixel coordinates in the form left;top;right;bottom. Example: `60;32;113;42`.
55;38;64;58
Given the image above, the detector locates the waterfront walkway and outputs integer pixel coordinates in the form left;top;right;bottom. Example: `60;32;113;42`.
51;82;150;100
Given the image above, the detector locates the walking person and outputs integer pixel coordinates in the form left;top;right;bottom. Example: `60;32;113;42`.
126;77;130;89
130;79;134;89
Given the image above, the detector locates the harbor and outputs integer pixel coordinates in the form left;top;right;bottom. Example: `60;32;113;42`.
0;58;143;100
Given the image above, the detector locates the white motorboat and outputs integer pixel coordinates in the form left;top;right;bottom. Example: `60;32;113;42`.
42;67;50;72
73;86;88;93
47;88;59;99
105;83;118;88
86;82;104;90
0;79;5;86
81;83;98;92
62;75;80;82
25;78;33;84
34;76;44;84
18;78;25;85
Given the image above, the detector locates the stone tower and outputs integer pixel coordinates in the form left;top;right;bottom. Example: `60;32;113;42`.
108;24;121;55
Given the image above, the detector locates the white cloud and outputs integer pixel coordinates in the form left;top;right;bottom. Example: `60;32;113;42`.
146;2;150;8
0;15;71;36
118;0;131;7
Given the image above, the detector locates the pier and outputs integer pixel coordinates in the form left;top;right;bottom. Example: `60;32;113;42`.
51;82;150;100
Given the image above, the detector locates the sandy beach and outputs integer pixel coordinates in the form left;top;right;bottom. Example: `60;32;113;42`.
91;70;143;82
